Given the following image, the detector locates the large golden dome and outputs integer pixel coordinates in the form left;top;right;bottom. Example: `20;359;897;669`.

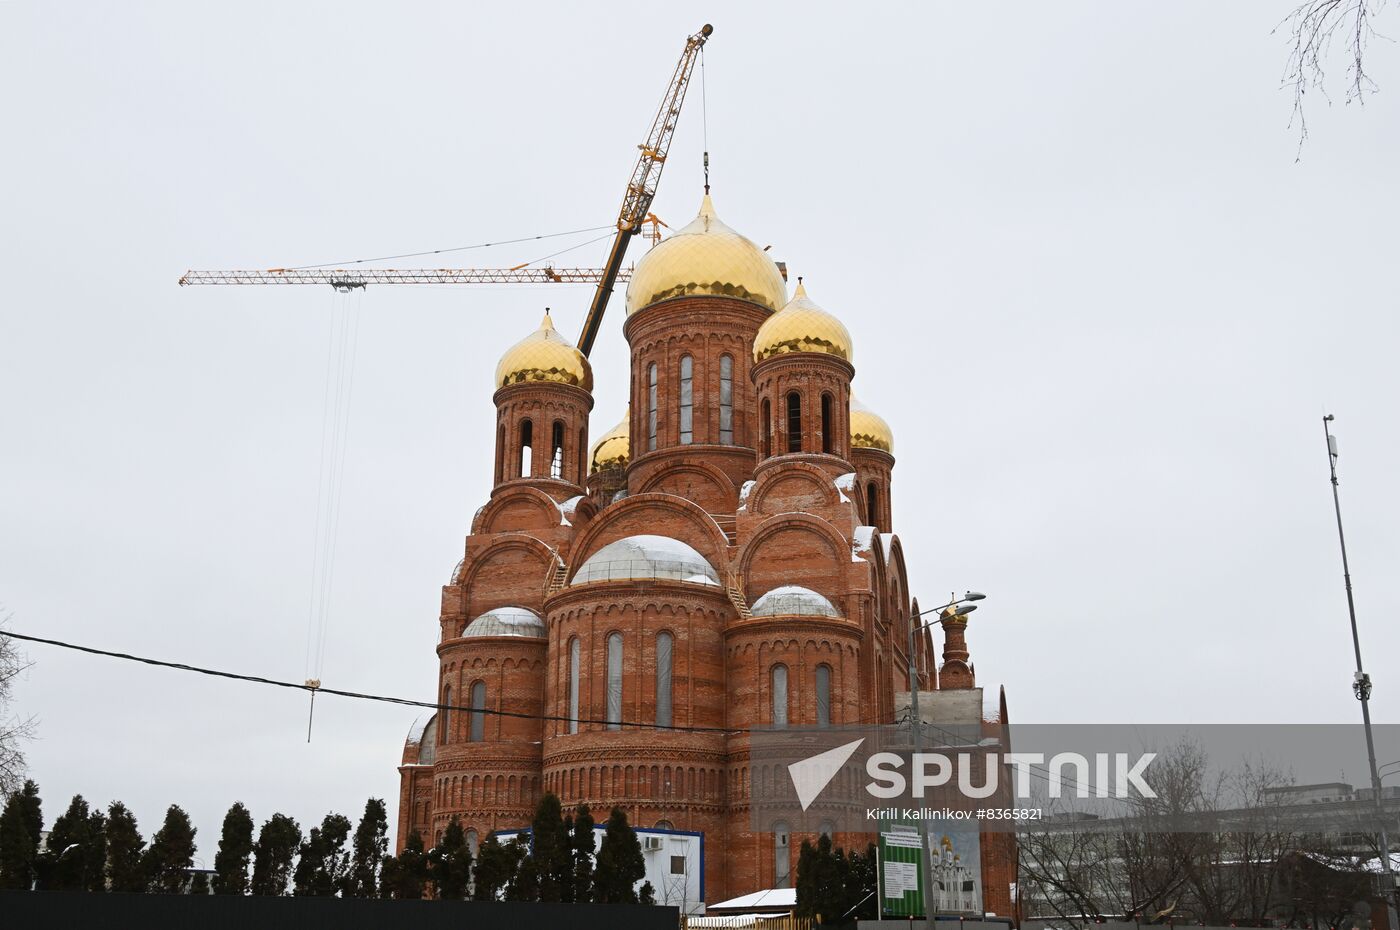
849;396;894;453
753;281;853;363
494;311;593;392
590;409;630;472
624;194;788;315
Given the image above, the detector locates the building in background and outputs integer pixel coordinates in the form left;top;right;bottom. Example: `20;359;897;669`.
395;192;1015;908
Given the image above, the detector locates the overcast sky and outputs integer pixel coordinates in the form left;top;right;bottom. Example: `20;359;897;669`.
2;1;1397;855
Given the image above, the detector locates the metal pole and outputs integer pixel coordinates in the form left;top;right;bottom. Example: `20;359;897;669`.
908;611;935;926
1322;415;1396;915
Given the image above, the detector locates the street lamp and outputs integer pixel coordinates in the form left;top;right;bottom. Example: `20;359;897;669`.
1321;415;1396;916
906;591;985;923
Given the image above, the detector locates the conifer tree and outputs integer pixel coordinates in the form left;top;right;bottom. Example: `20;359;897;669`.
189;870;210;894
343;798;387;897
291;812;351;896
383;829;430;899
0;779;42;890
570;804;596;904
143;804;196;893
471;833;521;901
104;801;145;892
211;802;253;895
43;794;95;890
640;880;656;905
81;804;107;892
593;806;645;904
249;813;301;895
529;792;571;902
429;816;473;900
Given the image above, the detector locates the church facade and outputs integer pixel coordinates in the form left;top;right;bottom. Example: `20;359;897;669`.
395;194;1014;911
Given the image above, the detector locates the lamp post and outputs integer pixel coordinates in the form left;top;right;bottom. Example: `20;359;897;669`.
906;591;986;924
1321;415;1396;916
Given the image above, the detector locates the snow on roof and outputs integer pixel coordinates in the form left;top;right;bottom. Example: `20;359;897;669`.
751;585;839;618
737;479;756;510
852;525;877;562
572;534;721;587
708;887;798;911
559;495;585;525
879;532;895;558
463;606;546;638
833;472;856;503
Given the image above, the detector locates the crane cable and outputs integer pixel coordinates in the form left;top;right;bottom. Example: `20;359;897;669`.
700;45;710;193
287;223;614;270
302;284;363;736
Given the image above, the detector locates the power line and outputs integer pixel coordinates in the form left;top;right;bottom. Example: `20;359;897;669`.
2;630;738;735
3;628;1093;794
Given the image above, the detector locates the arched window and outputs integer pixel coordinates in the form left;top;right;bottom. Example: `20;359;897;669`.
606;633;623;730
786;392;802;453
867;482;879;527
656;631;674;728
647;363;658;451
678;355;693;445
519;419;533;477
495;424;505;483
771;664;789;729
719;355;734;445
550;420;565;479
815;664;832;727
655;819;675;831
821;393;833;454
819;819;836;840
577;426;586;482
774;822;792;888
466;829;479;858
760;398;772;458
469;680;486;742
441;684;452;743
568;636;580;734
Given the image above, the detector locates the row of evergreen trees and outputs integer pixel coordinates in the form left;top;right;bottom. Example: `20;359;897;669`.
794;834;880;926
0;779;654;903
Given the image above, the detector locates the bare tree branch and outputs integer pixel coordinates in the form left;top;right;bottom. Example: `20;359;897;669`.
0;612;37;795
1277;0;1389;155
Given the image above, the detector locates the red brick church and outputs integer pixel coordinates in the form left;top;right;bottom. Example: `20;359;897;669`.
395;193;1015;911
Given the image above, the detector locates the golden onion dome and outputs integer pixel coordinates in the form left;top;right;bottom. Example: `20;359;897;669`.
624;194;788;316
753;281;853;363
590;409;630;472
494;311;593;392
849;395;894;454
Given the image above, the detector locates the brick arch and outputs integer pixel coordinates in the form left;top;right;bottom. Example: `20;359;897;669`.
744;461;843;517
637;459;739;514
471;485;563;535
884;533;910;626
565;492;732;581
460;533;557;620
738;512;850;604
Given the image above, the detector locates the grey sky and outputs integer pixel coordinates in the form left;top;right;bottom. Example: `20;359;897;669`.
2;1;1397;854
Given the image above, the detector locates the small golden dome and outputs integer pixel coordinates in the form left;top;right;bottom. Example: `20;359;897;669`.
624;194;788;316
590;409;630;472
849;395;894;453
753;281;853;363
494;311;593;392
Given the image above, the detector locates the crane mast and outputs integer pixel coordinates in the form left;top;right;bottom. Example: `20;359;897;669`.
575;22;713;356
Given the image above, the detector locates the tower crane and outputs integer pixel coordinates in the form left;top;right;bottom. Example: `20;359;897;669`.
180;23;714;359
